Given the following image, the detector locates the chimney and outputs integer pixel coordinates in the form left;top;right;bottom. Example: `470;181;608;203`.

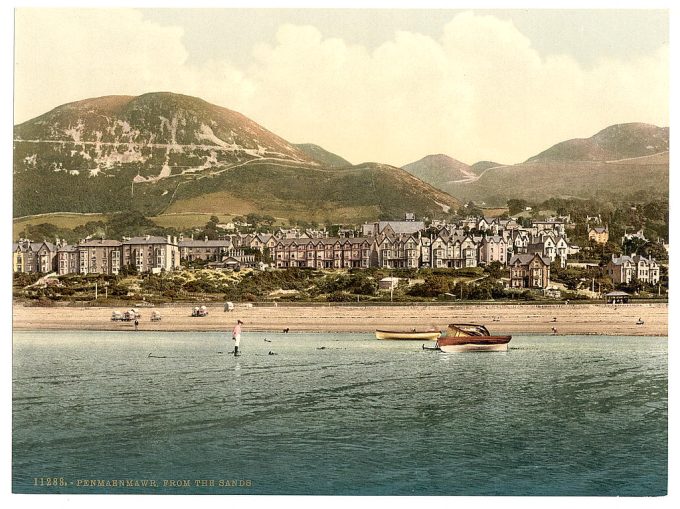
205;236;208;242
167;235;171;244
145;235;150;241
173;236;177;245
179;233;184;242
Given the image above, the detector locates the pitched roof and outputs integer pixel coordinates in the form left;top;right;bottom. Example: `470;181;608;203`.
509;253;550;266
377;221;425;235
610;254;656;266
123;236;174;245
78;239;123;247
179;239;233;248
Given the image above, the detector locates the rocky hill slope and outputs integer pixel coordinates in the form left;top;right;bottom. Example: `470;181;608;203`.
14;92;459;221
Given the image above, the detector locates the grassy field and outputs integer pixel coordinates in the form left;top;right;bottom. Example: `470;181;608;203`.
162;191;257;216
13;213;109;238
149;213;239;230
479;207;509;218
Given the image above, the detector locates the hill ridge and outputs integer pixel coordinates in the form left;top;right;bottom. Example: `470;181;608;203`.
14;92;459;221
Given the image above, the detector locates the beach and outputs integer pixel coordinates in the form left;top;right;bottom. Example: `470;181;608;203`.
12;302;668;336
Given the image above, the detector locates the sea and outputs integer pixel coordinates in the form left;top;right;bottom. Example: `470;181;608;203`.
12;330;667;496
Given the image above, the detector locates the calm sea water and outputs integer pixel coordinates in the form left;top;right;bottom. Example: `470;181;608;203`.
13;330;667;496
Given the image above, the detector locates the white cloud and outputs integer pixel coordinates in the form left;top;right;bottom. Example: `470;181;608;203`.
15;9;188;109
14;9;668;166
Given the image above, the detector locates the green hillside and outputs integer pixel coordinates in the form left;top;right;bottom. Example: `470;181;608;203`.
293;143;351;168
402;154;473;184
402;123;668;206
442;156;669;205
163;161;459;223
528;123;668;162
14;92;459;221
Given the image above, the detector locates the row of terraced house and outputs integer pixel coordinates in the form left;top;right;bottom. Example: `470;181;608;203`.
273;217;575;269
12;234;256;276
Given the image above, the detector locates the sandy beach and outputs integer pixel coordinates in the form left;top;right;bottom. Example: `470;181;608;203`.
12;302;668;336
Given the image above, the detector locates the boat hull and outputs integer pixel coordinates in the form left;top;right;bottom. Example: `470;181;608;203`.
439;342;509;353
375;330;441;340
436;324;511;353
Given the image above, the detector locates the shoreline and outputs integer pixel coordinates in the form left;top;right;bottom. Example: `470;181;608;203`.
13;302;668;336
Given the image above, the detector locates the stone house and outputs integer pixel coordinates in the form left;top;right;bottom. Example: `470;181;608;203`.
527;233;569;268
77;239;123;275
509;253;551;289
179;237;241;262
479;235;508;265
376;234;421;269
430;233;478;269
57;243;79;275
13;239;57;273
121;235;180;273
606;254;660;285
273;237;371;269
588;226;609;245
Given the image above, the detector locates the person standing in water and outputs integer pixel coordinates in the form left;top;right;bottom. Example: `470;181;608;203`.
232;320;244;356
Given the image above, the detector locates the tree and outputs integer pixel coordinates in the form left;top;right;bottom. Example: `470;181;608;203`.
107;210;156;238
246;213;263;227
262;215;276;227
408;275;452;298
202;215;220;239
622;237;647;256
507;199;528;215
641;242;667;261
483;261;504;280
465;201;483;217
643;201;667;222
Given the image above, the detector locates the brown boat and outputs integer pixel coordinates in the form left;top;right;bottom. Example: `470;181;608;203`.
436;324;511;352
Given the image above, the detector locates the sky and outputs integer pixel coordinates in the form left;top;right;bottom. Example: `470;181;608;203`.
12;6;669;167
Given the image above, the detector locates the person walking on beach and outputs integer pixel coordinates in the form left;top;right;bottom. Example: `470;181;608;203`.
232;320;244;356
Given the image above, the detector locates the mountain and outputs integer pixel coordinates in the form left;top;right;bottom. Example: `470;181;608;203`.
402;154;476;184
14;92;459;221
293;143;351;168
401;123;668;206
15;92;311;166
527;123;669;162
444;153;669;205
469;161;503;175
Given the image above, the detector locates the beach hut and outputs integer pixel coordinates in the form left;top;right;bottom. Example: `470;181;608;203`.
605;291;630;304
151;310;162;321
224;301;235;312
